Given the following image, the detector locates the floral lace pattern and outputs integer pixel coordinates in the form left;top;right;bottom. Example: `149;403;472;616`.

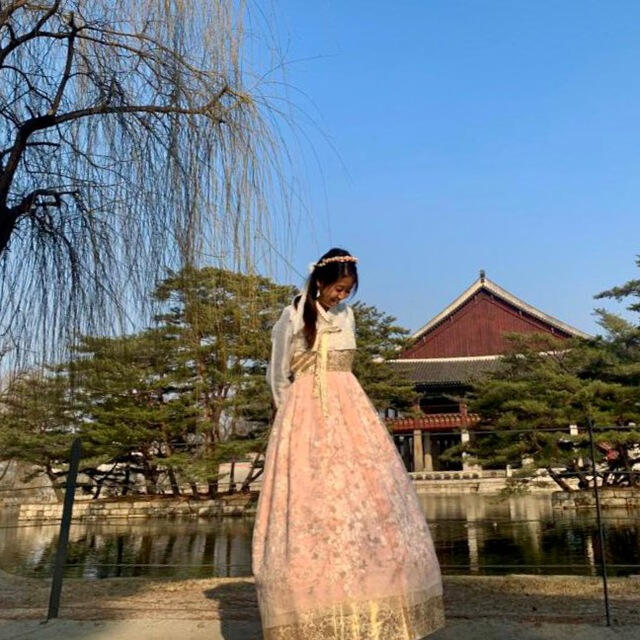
252;369;444;639
264;593;445;640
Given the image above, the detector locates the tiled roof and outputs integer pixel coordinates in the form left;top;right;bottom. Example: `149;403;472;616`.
411;274;590;341
389;356;503;384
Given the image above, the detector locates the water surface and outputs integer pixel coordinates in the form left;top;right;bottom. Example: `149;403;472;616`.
1;494;639;579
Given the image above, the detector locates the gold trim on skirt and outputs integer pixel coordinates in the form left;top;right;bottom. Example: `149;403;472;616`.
262;592;445;640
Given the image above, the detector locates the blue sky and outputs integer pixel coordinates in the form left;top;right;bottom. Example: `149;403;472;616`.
262;1;640;335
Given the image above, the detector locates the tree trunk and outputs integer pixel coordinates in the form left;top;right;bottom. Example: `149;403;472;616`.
0;205;19;256
190;482;199;498
142;459;158;495
240;453;264;492
167;466;181;497
620;447;636;487
546;466;573;492
574;467;590;490
122;466;131;496
227;460;236;494
93;478;103;500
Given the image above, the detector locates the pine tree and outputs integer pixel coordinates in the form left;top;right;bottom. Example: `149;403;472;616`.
68;329;199;496
464;257;640;491
151;266;295;494
352;301;418;413
0;371;76;485
1;267;295;497
1;270;421;496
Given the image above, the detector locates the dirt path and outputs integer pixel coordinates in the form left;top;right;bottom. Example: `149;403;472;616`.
2;570;640;626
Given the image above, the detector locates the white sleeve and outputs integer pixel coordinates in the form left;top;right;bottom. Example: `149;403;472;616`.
347;305;357;345
267;307;294;408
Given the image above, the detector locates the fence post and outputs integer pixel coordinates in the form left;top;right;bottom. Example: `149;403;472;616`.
47;437;82;620
587;418;611;626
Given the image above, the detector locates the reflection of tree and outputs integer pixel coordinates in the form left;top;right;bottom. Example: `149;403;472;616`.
2;520;256;578
602;524;640;575
4;506;639;578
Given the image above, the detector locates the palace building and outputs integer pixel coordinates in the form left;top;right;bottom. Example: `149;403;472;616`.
387;271;589;473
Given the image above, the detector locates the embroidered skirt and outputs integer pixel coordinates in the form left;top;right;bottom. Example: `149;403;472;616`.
252;369;445;639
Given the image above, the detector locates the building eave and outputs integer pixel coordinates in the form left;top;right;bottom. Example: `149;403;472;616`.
387;414;481;432
389;355;504;385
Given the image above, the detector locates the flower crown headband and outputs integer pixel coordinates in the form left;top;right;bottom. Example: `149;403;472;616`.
311;255;358;270
293;255;358;332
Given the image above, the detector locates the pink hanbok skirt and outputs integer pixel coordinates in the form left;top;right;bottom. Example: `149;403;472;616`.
252;370;445;640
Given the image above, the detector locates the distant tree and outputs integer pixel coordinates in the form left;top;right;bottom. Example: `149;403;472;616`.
1;276;422;496
0;1;292;368
352;301;418;413
0;330;199;496
588;255;640;485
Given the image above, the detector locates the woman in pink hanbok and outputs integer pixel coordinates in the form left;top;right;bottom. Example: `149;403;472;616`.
252;248;444;640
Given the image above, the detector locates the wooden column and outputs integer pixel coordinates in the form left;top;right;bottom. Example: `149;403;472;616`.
570;423;583;467
423;432;433;471
461;429;481;472
413;429;424;472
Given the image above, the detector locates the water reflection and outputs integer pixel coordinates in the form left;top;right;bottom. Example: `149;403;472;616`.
419;494;640;576
0;508;252;579
2;495;640;579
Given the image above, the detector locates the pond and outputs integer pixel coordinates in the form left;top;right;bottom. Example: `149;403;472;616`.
1;494;640;579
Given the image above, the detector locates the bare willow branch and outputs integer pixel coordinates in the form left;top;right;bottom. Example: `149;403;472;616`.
0;2;41;29
0;1;297;373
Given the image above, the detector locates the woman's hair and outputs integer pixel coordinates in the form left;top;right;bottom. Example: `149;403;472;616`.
295;247;359;348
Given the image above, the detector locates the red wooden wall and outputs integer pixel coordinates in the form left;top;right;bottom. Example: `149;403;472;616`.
402;291;573;359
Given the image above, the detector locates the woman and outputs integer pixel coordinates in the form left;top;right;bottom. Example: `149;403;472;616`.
252;248;444;640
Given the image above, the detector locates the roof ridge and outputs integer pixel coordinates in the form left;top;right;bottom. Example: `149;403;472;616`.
391;355;503;363
410;275;590;341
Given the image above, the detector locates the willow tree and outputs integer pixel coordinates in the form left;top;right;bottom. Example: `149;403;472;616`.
0;1;291;369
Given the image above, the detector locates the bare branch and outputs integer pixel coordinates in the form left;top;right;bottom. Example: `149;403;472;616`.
80;25;224;79
49;12;77;115
11;187;77;216
0;2;30;27
0;0;62;66
56;84;230;126
1;139;57;161
0;1;298;372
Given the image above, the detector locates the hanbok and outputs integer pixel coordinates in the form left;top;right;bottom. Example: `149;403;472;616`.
252;301;444;640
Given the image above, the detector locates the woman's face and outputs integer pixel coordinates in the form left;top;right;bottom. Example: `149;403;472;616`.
317;275;355;309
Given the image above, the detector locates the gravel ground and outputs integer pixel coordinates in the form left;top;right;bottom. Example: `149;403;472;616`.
1;570;640;638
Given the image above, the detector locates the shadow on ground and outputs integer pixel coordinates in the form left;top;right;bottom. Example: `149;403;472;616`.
2;570;640;639
204;581;262;640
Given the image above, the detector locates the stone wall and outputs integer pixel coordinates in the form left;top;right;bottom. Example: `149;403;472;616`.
14;494;257;522
552;487;640;510
409;469;558;494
